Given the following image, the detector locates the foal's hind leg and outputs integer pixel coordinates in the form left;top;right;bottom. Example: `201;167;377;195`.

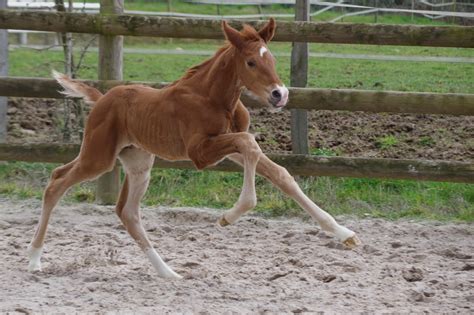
28;154;118;271
28;122;123;271
27;159;77;271
117;147;182;279
227;153;361;248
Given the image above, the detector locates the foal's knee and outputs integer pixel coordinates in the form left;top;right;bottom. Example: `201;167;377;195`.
238;133;262;162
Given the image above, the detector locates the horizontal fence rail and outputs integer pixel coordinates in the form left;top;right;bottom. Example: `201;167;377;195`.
0;10;473;47
0;143;472;183
1;77;473;116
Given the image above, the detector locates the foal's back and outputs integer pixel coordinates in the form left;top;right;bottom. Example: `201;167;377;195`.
89;84;190;160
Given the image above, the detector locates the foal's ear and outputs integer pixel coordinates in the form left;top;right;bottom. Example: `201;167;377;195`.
258;18;276;43
222;21;244;50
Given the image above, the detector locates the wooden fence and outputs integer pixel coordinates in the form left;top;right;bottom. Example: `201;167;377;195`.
0;4;473;203
1;77;473;116
0;10;473;47
1;143;472;183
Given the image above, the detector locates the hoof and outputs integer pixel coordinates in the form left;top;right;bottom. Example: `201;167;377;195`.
217;215;230;227
28;261;42;272
145;248;183;281
343;234;362;249
27;245;43;272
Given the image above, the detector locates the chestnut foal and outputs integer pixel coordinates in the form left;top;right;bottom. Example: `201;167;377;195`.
28;19;360;279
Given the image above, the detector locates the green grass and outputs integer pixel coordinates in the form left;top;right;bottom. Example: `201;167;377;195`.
8;47;474;94
120;38;474;58
376;135;399;150
143;169;474;221
0;162;472;222
419;136;435;147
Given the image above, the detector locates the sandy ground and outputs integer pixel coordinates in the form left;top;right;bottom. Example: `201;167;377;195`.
0;198;473;314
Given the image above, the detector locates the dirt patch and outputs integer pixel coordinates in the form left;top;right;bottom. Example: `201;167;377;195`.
6;98;86;144
1;198;473;313
250;108;474;162
6;98;474;162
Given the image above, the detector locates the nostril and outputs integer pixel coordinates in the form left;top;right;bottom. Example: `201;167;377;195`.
271;89;282;100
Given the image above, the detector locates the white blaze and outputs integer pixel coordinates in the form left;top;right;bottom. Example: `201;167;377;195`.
259;46;268;57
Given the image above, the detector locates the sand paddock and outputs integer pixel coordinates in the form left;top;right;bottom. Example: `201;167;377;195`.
1;198;473;314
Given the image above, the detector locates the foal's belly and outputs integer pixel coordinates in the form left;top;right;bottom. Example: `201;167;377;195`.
126;106;188;161
136;137;188;161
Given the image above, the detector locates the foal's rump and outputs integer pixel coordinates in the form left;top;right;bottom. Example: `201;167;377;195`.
53;71;188;161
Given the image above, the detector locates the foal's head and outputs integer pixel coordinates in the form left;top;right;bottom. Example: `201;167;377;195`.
222;19;289;111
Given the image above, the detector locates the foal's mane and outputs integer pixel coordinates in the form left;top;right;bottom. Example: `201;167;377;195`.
182;45;229;81
167;24;262;87
239;24;261;42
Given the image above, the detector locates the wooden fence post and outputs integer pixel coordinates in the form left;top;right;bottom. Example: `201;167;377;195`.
290;0;309;155
96;0;123;204
0;0;7;143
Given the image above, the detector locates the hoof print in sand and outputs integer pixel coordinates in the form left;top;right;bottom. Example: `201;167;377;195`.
321;274;337;283
324;240;349;251
408;289;435;302
438;248;472;260
461;264;474;271
390;241;403;248
402;266;424;282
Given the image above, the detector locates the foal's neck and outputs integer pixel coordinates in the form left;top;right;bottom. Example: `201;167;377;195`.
184;45;243;113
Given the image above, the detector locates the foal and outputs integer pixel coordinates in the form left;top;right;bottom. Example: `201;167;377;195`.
28;19;360;279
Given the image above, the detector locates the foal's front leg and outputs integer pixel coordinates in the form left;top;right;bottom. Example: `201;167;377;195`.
227;153;361;248
188;132;262;225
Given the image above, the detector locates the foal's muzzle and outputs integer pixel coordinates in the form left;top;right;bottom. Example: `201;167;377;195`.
269;85;289;108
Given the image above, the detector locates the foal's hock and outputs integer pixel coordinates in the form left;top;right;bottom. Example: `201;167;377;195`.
27;19;360;279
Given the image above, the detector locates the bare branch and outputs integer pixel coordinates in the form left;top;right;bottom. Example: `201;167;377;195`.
73;35;97;77
19;44;63;51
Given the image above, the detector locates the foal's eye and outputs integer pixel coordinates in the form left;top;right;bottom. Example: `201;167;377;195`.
246;60;256;68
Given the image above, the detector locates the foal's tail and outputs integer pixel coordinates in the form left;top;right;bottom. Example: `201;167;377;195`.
52;70;103;105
